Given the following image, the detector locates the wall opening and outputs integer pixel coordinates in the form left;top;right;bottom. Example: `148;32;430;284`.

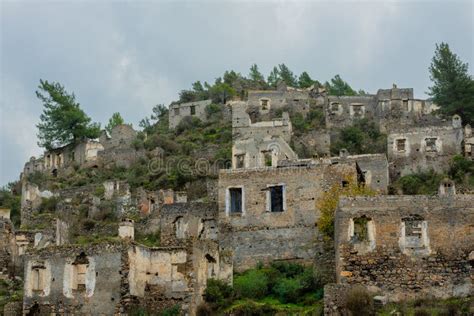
262;150;273;167
72;252;89;292
268;185;284;212
235;154;245;169
351;104;365;118
348;215;375;254
190;105;196;115
174;216;186;239
400;215;430;256
260;98;270;110
425;137;438;152
174;108;179;115
31;264;46;292
228;188;242;213
396;139;406;152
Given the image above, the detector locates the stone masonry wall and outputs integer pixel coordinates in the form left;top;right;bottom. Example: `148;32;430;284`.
218;162;357;271
335;195;473;301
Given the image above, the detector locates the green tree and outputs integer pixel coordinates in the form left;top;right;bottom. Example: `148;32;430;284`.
278;64;297;87
248;64;266;88
325;75;357;96
36;79;100;149
105;112;124;134
139;104;168;133
428;42;474;125
298;71;315;88
267;66;280;88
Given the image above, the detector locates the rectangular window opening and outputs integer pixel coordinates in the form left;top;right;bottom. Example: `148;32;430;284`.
269;185;284;212
235;154;245;169
396;139;406;152
229;188;242;213
174;108;180;115
190;106;196;115
425;138;437;152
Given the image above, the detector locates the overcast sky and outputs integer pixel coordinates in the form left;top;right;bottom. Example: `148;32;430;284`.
1;0;473;185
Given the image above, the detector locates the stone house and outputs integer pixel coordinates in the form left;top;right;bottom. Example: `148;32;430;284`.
387;115;463;179
334;185;473;302
218;161;357;271
169;99;212;129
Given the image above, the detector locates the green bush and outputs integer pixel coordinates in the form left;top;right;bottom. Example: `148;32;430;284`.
176;116;203;134
331;119;386;155
270;261;304;278
38;196;58;213
160;304;180;316
203;279;234;309
234;269;269;299
397;170;444;195
345;286;373;316
273;277;302;303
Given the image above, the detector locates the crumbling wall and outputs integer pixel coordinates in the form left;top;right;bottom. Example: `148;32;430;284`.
334;195;474;301
23;243;125;315
159;202;218;247
169;99;212;129
218;162;356;271
387;116;463;179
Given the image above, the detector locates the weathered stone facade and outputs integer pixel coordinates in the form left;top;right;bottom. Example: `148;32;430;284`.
334;193;473;301
218;162;357;271
387;115;463;178
169;99;212;129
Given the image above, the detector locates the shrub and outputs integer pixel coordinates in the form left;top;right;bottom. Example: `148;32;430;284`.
196;302;212;316
203;279;234;309
234;269;268;299
331;119;386;155
273;277;302;303
160;304;180;316
38;196;58;213
176;116;202;134
397;170;444;195
345;286;373;316
82;219;96;231
270;261;304;278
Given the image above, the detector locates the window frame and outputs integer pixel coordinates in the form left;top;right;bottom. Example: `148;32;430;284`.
266;183;286;213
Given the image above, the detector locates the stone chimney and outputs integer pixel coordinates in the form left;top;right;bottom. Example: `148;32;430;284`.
118;218;134;240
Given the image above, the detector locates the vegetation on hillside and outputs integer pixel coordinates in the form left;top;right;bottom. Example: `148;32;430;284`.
330;119;387;155
428;42;474;125
36;79;101;150
317;174;377;239
390;155;474;195
201;262;325;315
0;182;21;227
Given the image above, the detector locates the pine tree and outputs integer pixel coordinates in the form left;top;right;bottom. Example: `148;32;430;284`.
325;75;357;96
36;80;100;149
248;64;266;89
267;66;280;88
428;42;474;125
105;112;125;134
278;64;297;87
298;72;315;88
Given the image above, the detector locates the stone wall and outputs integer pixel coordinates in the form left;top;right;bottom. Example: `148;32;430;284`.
169;99;212;129
387;116;463;179
218;162;356;271
334;194;474;301
159;202;218;247
23;243;126;315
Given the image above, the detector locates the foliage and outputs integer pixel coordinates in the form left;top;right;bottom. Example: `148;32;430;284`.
331;118;386;155
139;104;168;134
105;112;125;134
0;182;21;227
248;64;267;89
317;174;377;238
203;279;234;310
234;269;269;299
448;155;474;186
428;42;474;125
160;304;180;316
395;170;444;195
135;230;161;247
291;109;325;135
345;286;374;316
36;79;100;149
267;66;281;88
38;196;58;213
377;297;471;316
298;71;319;89
324;75;357;96
273;277;302;304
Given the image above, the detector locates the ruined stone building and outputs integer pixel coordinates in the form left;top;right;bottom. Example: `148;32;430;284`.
387;115;463;178
4;82;474;315
329;182;473;313
168;100;213;129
